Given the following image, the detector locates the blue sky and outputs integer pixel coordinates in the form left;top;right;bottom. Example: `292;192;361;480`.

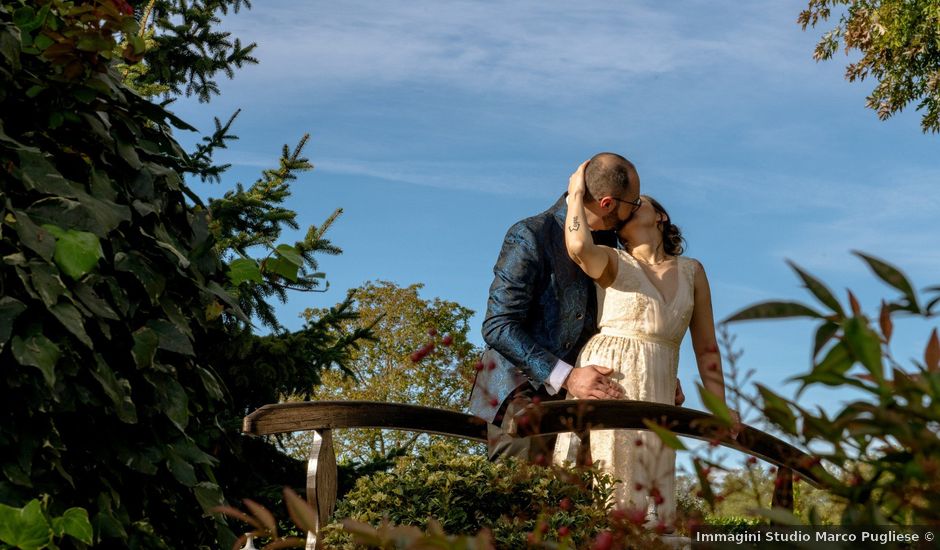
171;0;939;458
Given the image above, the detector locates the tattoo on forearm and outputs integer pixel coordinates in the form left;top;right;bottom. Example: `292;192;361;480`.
569;216;581;232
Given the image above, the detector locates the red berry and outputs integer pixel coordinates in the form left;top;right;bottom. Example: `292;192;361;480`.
715;494;725;503
428;328;438;336
488;362;496;370
634;482;644;491
559;497;572;511
655;521;667;534
410;352;421;362
634;438;643;447
474;361;484;371
746;456;758;466
558;526;570;538
489;398;499;407
534;453;547;466
516;415;530;427
695;490;703;498
531;396;542;405
708;438;720;447
706;363;718;371
593;531;613;550
442;334;453;346
794;474;802;483
706;343;719;353
609;509;625;522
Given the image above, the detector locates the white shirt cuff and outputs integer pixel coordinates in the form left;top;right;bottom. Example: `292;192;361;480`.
545;359;574;395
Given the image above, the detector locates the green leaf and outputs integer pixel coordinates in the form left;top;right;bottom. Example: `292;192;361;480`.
11;333;60;388
34;34;54;50
692;458;715;508
787;260;844;317
812;322;840;359
197;366;224;401
227;258;262;285
167;450;197;487
160;378;190;431
817;340;852;372
641;419;687;450
49;302;92;348
147;319;194;356
132;327;159;369
264;255;299;282
55;508;93;545
194;482;225;513
115;252;166;304
843;317;884;382
853;251;920;313
723;301;822;323
73;281;119;320
42;225;103;280
27;260;67;307
92;355;137;424
757;384;797;434
0;499;52;550
11;210;55;262
275;244;304;267
0;297;27;352
697;384;732;426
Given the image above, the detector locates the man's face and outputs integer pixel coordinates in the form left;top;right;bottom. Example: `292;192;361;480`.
599;186;640;232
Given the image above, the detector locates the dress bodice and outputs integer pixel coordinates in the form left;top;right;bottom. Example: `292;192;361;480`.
595;249;697;348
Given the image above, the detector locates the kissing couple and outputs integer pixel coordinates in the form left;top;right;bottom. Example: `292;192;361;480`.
469;152;741;528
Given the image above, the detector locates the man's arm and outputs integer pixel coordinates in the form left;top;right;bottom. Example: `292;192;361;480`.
482;221;559;386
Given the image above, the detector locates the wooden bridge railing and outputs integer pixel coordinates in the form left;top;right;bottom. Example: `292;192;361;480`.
242;400;821;549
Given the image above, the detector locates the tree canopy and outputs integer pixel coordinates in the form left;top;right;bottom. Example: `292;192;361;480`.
799;0;940;133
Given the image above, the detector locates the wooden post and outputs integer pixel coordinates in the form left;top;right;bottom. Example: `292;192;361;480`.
771;467;794;513
305;429;337;550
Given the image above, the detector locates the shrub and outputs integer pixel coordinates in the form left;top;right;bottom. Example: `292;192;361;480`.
322;442;616;549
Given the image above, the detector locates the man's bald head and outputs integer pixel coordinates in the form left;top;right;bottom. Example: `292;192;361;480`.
584;152;638;202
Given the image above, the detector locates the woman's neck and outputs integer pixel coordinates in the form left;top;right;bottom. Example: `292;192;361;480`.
622;230;668;264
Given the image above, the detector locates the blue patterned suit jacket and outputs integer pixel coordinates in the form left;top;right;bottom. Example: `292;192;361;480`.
469;194;614;423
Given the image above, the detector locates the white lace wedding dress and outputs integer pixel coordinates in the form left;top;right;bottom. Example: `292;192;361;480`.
553;249;697;524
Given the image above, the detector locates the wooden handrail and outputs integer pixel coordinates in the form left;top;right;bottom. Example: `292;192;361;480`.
242;400;820;549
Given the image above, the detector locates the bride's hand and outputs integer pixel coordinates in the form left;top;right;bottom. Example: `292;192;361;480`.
568;160;589;197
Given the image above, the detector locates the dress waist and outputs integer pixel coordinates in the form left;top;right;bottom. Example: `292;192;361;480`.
598;327;679;350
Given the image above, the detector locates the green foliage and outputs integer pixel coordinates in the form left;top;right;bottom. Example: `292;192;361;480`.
142;0;259;103
725;252;940;525
292;281;482;465
322;442;616;550
0;1;374;547
0;498;93;550
798;0;940;133
208;134;342;332
0;0;240;546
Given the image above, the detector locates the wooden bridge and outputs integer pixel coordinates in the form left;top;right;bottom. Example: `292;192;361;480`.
242;400;821;549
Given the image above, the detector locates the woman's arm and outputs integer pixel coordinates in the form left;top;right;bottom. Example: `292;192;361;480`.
689;260;741;437
565;162;616;283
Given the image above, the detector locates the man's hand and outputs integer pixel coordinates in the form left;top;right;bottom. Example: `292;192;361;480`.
562;365;624;399
674;378;685;406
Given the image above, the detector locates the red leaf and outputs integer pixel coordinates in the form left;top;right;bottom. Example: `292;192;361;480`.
879;300;893;343
926;328;939;372
848;290;861;316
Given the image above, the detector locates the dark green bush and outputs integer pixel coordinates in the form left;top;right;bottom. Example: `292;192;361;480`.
322;442;616;549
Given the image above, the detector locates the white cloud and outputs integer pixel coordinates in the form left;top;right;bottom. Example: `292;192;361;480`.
218;0;811;101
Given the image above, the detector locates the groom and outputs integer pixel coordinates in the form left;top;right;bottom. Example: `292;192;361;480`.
470;152;683;461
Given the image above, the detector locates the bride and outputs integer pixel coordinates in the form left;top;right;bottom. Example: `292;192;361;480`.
553;161;740;528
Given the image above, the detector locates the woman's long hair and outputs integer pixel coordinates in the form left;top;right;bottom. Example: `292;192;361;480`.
638;195;686;256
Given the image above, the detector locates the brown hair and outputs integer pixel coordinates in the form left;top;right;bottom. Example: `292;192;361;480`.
644;195;685;256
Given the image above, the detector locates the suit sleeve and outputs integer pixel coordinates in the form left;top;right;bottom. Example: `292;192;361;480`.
481;221;559;386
